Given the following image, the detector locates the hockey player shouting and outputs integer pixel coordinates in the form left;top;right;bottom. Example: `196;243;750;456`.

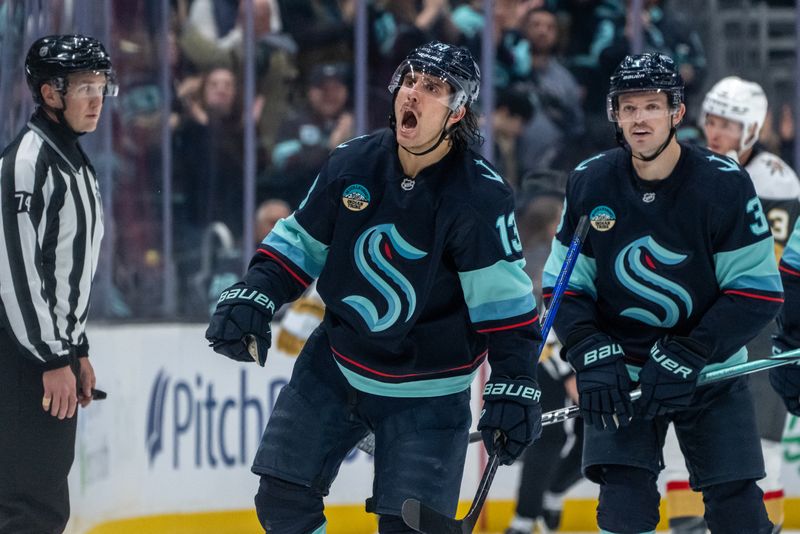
543;53;782;533
206;41;543;533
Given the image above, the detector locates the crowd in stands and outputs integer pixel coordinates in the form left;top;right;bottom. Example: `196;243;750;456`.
100;0;795;318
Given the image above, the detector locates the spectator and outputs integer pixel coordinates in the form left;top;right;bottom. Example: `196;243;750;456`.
254;198;292;245
452;0;536;91
277;0;355;84
263;62;354;208
172;65;248;312
518;6;588;172
491;86;535;189
178;0;298;154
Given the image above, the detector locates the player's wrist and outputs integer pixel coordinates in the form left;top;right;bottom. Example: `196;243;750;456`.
41;356;72;371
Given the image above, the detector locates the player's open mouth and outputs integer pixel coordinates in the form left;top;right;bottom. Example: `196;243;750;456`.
401;110;418;131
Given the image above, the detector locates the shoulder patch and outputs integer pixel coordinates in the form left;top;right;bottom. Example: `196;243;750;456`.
342;184;371;211
590;205;616;232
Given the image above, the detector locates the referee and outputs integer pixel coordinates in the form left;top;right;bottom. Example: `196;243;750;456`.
0;35;117;533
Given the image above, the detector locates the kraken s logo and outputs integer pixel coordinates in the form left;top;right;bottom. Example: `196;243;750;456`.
614;236;693;327
343;224;427;332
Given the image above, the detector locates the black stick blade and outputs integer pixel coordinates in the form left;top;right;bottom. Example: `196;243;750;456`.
401;498;463;533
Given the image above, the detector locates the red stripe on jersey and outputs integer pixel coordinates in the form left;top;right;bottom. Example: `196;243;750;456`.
257;248;310;288
723;289;784;303
331;346;488;378
666;481;692;492
763;489;784;501
780;264;800;277
477;314;540;333
544;291;580;298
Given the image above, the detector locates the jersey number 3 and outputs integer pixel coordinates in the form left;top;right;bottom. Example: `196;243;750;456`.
496;212;522;256
746;197;769;236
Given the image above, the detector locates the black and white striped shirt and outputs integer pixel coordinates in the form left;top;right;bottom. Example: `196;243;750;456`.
0;109;104;368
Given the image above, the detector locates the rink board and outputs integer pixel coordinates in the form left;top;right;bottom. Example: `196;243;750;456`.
65;324;800;533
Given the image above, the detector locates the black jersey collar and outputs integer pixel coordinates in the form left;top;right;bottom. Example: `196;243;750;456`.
29;108;87;172
382;128;457;182
624;141;689;193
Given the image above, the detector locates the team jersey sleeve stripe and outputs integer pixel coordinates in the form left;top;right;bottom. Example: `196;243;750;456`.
780;263;800;278
714;238;783;293
256;249;311;288
477;314;539;333
457;258;536;323
262;214;329;279
722;289;784;303
542;238;598;299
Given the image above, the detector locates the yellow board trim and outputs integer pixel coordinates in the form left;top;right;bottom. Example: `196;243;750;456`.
83;497;800;533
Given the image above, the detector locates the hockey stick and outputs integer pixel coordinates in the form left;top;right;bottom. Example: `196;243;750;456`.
457;347;800;444
401;353;800;534
401;215;591;534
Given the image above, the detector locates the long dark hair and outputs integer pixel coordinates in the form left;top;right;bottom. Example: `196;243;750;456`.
448;106;483;153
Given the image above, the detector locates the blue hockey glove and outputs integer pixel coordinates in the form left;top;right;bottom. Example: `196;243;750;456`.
205;282;274;366
769;336;800;416
478;377;543;466
638;336;707;419
566;332;634;431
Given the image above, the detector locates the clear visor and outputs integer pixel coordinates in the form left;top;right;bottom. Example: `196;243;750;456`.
388;61;466;111
607;89;678;122
67;80;119;98
53;70;119;99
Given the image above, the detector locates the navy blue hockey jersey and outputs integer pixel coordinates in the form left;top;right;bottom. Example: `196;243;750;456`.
778;218;800;344
543;143;783;372
246;129;541;397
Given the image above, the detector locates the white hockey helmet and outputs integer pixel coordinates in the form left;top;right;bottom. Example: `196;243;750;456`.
700;76;768;153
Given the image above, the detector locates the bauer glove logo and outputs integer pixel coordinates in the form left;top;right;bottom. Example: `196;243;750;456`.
583;343;623;365
650;344;694;378
483;382;541;402
218;287;276;313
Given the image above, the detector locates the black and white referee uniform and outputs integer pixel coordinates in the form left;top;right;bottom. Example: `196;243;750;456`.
0;106;104;533
0;107;104;365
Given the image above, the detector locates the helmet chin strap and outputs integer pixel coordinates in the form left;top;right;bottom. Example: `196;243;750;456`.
390;88;458;157
617;115;678;162
398;109;455;157
631;126;676;162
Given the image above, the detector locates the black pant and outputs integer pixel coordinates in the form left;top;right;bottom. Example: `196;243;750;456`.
514;366;583;519
0;328;77;533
